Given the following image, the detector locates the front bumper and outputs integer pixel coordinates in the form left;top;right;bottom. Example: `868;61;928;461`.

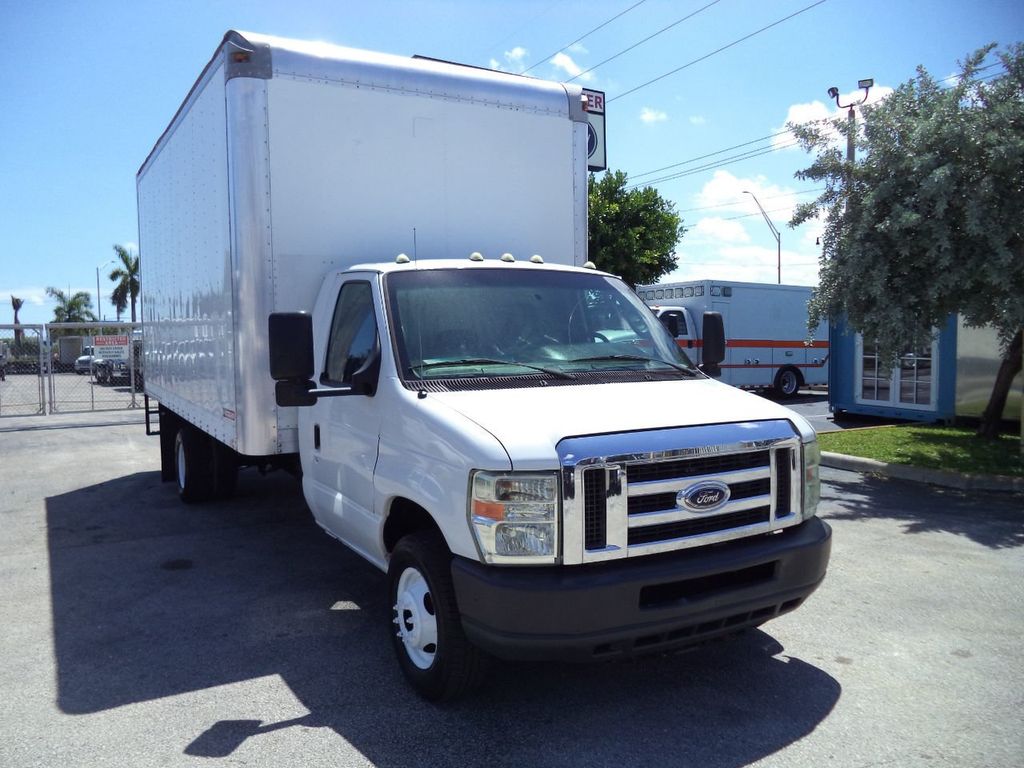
451;517;831;661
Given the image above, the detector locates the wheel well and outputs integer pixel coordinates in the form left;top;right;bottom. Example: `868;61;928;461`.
383;499;445;554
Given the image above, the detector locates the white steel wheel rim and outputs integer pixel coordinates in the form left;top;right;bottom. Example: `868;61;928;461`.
176;439;186;490
394;567;438;670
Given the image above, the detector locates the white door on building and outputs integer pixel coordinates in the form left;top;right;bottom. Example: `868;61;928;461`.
855;335;938;410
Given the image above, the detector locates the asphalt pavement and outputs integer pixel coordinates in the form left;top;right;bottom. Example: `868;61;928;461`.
1;412;1021;767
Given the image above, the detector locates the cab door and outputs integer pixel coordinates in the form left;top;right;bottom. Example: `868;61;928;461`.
304;276;386;564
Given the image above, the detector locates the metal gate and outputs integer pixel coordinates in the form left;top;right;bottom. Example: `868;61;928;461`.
0;324;46;416
0;322;142;417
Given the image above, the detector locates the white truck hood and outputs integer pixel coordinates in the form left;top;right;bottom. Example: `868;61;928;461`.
428;379;809;469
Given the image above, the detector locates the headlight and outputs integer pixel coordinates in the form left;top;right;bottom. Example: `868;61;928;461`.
470;471;559;564
802;439;821;519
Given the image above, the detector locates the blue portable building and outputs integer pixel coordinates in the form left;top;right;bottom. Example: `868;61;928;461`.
828;316;959;422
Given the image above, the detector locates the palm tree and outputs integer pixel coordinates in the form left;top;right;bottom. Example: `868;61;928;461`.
108;245;140;323
46;287;96;323
11;295;24;345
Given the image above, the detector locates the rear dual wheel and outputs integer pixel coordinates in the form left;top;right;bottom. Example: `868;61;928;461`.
174;425;237;503
774;367;801;398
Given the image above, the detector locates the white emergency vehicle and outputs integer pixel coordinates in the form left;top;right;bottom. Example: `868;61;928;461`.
638;280;829;397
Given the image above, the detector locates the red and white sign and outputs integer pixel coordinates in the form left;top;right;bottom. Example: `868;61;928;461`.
94;334;130;361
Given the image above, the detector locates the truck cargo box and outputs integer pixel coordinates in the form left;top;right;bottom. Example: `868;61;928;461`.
139;30;589;456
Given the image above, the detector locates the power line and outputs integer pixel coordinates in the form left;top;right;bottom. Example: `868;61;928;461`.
522;0;650;75
631;129;793;181
609;0;829;103
722;204;795;221
629;141;800;188
565;0;724;83
677;187;825;214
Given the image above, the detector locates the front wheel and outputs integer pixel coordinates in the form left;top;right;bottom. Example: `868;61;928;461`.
388;531;488;701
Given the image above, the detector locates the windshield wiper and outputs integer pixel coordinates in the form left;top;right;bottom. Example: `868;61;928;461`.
410;358;575;380
567;354;699;376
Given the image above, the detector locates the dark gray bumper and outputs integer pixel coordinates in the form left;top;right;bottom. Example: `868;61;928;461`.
452;517;832;661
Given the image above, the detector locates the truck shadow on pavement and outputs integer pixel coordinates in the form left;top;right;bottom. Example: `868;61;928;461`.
47;470;841;768
820;470;1024;550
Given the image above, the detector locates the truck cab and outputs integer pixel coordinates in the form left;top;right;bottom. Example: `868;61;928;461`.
268;256;830;699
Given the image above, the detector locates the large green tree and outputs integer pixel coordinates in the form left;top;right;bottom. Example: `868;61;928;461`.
108;244;140;323
46;287;97;324
790;44;1023;438
588;170;685;287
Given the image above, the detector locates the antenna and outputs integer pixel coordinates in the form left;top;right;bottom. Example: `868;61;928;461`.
413;227;418;265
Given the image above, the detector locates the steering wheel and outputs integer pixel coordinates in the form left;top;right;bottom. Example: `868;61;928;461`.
593;332;610;343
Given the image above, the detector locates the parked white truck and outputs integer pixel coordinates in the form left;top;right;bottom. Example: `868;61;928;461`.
638;280;829;397
139;31;831;701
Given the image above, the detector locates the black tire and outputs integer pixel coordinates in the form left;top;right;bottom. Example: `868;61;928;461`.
211;439;238;500
774;367;801;398
388;531;489;701
174;425;216;503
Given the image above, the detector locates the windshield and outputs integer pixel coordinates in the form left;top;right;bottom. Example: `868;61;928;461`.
385;268;696;383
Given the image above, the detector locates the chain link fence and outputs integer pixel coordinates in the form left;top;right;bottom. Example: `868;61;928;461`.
0;322;143;417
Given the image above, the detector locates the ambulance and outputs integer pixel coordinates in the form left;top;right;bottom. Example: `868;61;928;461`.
639;280;828;397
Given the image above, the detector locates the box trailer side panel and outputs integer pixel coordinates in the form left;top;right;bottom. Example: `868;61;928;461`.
139;61;239;449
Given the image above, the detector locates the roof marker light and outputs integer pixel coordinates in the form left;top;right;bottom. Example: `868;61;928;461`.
530;254;544;264
395;253;411;264
500;253;515;263
583;261;597;270
469;252;484;262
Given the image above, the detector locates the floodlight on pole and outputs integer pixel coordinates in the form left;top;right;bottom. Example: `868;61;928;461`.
742;190;781;284
827;78;873;166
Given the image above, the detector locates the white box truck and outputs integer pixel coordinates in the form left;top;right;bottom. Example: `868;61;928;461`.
139;31;831;701
638;280;829;397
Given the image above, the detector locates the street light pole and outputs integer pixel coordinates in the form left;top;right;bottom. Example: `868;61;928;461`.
95;260;113;322
743;190;782;284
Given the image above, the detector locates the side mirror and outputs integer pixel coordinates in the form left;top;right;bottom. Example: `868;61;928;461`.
269;312;314;380
270;312;316;407
699;311;725;377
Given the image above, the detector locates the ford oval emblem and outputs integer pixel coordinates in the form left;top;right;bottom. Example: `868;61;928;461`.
678;481;731;513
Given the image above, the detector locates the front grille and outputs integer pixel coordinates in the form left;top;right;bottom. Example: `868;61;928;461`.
629;508;770;546
627;451;767;483
563;420;802;563
583;468;607;550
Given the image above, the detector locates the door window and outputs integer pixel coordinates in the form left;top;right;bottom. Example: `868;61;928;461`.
324;282;377;386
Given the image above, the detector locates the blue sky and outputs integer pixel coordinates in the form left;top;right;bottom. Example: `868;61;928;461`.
1;0;1021;325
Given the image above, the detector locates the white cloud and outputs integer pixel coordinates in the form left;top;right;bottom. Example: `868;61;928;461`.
490;46;530;74
549;52;594;82
691;217;749;244
568;43;589;55
693;170;799;224
688;115;706;126
662;172;822;286
640;107;668;124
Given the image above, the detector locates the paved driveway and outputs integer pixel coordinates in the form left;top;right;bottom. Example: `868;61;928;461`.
1;415;1021;767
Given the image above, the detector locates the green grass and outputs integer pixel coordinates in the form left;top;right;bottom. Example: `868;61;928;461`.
818;425;1023;478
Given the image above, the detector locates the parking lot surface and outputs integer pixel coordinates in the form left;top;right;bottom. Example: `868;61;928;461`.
1;414;1021;767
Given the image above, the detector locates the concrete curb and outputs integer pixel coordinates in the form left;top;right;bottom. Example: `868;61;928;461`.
821;451;1024;494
